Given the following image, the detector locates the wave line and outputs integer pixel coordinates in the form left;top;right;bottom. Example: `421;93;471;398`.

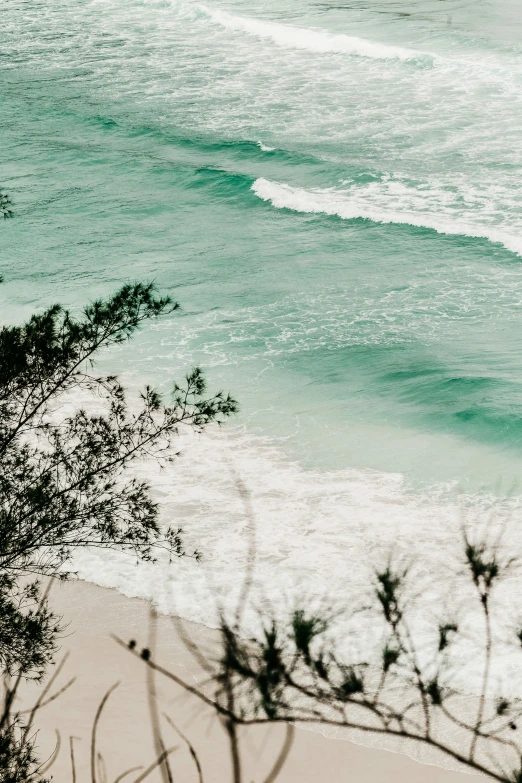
252;177;522;256
200;5;426;62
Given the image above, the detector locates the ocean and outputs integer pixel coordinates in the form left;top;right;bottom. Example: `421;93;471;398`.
3;0;522;701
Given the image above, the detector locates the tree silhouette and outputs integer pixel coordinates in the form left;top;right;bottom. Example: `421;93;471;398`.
0;281;237;779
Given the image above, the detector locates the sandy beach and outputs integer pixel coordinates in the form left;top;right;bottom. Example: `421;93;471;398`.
19;578;480;783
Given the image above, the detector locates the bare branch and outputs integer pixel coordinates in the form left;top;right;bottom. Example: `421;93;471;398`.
91;682;120;783
163;714;204;783
261;723;295;783
131;747;178;783
113;767;144;783
70;736;80;783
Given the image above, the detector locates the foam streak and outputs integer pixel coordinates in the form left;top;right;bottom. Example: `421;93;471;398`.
200;5;422;61
252;178;522;256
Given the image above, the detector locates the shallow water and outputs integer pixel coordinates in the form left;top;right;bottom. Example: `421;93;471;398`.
3;0;522;694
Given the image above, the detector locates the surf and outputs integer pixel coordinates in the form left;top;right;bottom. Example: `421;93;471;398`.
198;4;428;62
252;177;522;256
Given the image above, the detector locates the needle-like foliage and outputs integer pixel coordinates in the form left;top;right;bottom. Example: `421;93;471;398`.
0;191;13;220
114;526;522;783
0;281;237;577
0;279;237;778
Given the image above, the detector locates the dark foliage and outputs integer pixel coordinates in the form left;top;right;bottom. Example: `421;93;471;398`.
0;577;59;683
115;527;522;783
0;192;13;220
0;282;237;577
0;721;48;783
0;281;237;778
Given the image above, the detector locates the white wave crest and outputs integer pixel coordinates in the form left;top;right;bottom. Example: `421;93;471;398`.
200;5;423;62
257;140;275;152
252;177;522;256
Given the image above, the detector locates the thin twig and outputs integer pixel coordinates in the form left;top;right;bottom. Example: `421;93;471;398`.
21;678;76;718
229;470;256;633
163;713;204;783
147;606;174;783
131;746;178;783
91;682;120;783
261;723;295;783
98;752;108;783
471;599;492;761
112;637;227;719
24;653;71;734
223;717;242;783
39;729;61;774
70;736;80;783
170;616;216;677
119;634;511;783
113;767;144;783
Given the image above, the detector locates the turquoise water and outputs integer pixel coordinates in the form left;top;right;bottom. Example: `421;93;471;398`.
3;0;522;652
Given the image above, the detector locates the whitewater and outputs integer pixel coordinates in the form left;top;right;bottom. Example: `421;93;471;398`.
3;0;522;759
252;177;522;256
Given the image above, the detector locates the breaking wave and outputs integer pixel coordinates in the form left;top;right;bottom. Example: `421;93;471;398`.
200;5;427;62
252;177;522;256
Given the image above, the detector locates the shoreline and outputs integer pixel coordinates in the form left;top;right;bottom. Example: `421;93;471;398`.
22;578;480;782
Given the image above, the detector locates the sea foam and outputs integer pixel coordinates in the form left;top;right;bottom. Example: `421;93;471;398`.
199;5;424;62
252;177;522;256
257;141;275;152
72;424;522;698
